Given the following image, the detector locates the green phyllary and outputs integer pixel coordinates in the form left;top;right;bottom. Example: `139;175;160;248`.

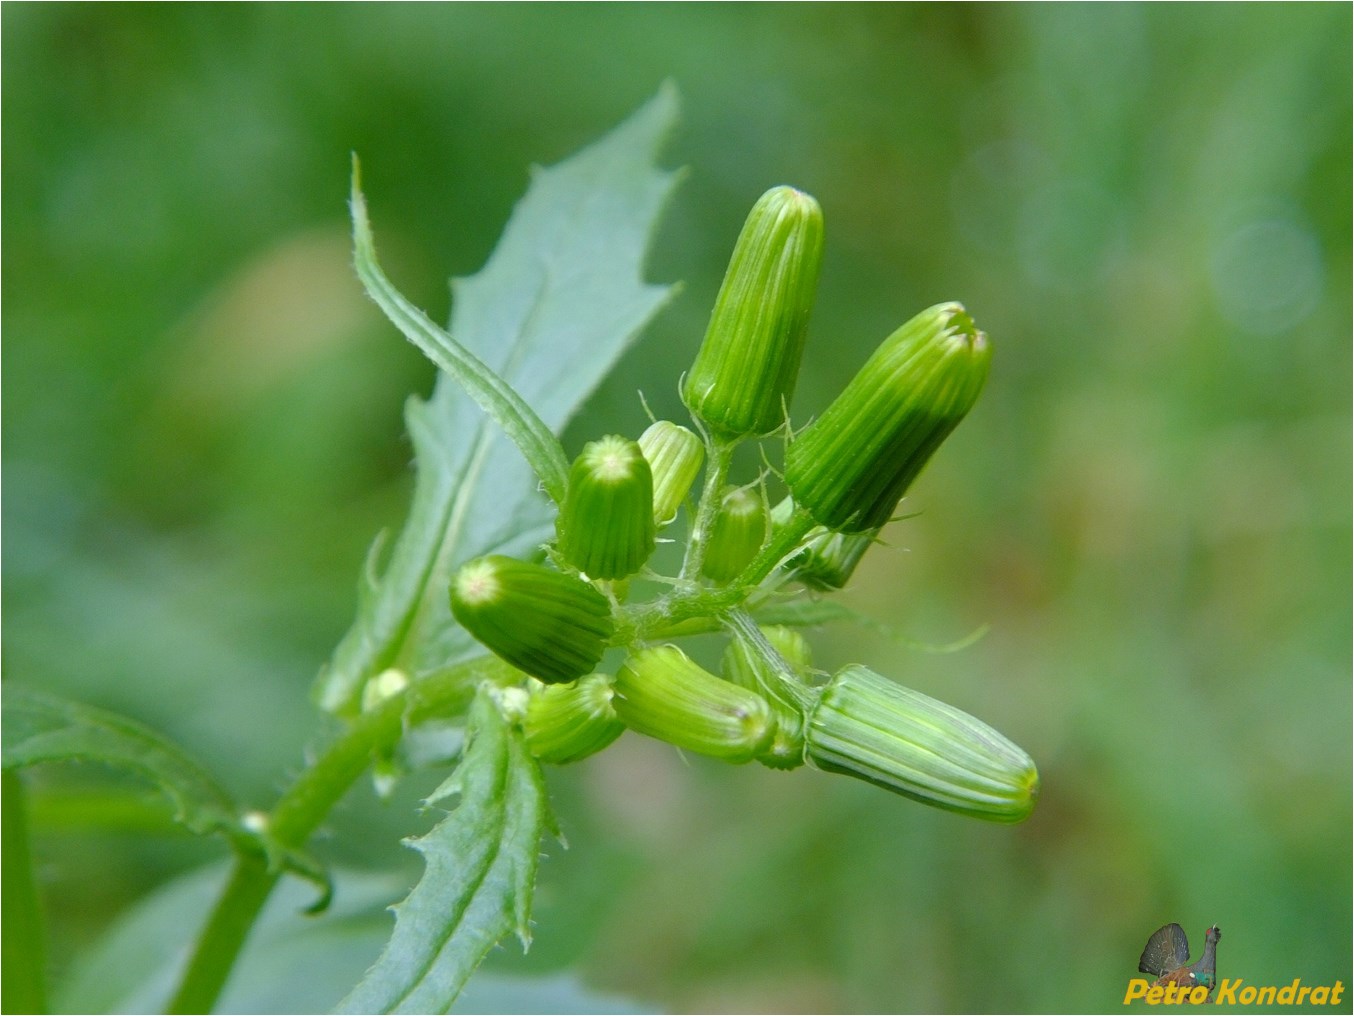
806;665;1039;822
682;186;824;438
450;555;614;684
556;435;656;579
637;420;704;526
613;645;775;763
785;302;991;533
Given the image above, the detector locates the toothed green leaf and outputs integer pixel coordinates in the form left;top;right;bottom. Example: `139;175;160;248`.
319;85;681;715
1;684;242;842
336;691;551;1014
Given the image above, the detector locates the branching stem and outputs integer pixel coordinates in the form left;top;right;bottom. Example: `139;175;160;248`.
166;662;487;1014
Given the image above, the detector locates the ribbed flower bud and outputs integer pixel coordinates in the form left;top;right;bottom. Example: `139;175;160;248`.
723;626;813;770
523;675;625;765
556;435;656;579
791;528;880;591
807;665;1038;822
613;645;775;763
682;186;824;437
449;556;613;685
637;421;704;527
785;302;991;533
701;486;767;583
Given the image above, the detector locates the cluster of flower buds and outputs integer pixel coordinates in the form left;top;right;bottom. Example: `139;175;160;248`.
437;184;1036;824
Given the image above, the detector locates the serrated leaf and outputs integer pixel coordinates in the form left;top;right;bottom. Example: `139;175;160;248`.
320;86;682;715
336;690;551;1015
1;684;242;841
55;860;649;1016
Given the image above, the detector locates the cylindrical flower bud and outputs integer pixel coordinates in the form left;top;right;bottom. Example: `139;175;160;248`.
701;486;767;583
682;186;824;437
449;555;613;685
807;665;1038;822
556;435;656;579
785;302;991;533
613;645;775;763
523;675;625;765
723;626;813;770
637;421;704;527
790;528;880;591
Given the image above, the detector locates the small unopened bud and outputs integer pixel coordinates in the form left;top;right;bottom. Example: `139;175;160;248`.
785;302;991;533
556;436;656;579
638;421;704;526
450;556;613;685
807;665;1038;822
361;668;410;712
523;675;624;765
791;528;880;591
613;645;775;763
723;626;813;770
701;486;767;583
683;186;824;437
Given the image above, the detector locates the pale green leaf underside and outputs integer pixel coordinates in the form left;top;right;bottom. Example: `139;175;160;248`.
1;684;241;841
320;85;681;715
336;690;550;1015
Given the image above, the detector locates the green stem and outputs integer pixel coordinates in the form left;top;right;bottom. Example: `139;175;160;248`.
2;771;47;1015
679;435;736;581
166;662;487;1014
733;504;816;588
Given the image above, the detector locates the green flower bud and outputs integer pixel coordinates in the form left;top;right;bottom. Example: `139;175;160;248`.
701;486;767;583
556;435;656;579
722;626;813;771
683;186;825;437
449;555;613;685
785;302;991;533
791;528;880;591
807;665;1038;822
637;421;704;526
523;675;624;765
613;645;775;763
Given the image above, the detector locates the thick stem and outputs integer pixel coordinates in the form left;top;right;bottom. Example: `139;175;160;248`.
166;663;485;1014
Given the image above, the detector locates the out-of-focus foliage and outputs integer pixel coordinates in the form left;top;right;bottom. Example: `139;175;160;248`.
4;5;1349;1012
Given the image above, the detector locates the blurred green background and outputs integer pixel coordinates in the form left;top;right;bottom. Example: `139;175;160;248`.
5;4;1350;1013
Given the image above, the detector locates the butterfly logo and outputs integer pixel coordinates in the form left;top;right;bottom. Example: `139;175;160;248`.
1138;923;1221;1000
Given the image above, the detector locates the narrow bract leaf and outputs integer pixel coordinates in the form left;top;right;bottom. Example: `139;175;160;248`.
1;684;242;841
350;172;571;506
336;691;551;1015
320;86;681;715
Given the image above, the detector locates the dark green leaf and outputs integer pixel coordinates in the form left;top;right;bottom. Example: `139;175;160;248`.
1;684;242;842
336;690;552;1014
320;85;681;715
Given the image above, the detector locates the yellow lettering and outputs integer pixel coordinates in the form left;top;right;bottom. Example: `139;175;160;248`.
1310;985;1329;1005
1146;985;1164;1004
1297;985;1312;1005
1123;979;1150;1003
1213;978;1239;1005
1332;981;1345;1006
1239;986;1257;1004
1187;985;1208;1004
1256;984;1276;1005
1278;978;1301;1004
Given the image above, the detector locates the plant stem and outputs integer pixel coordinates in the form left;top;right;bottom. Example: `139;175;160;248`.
165;663;485;1014
679;435;736;581
734;504;815;587
2;771;47;1015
